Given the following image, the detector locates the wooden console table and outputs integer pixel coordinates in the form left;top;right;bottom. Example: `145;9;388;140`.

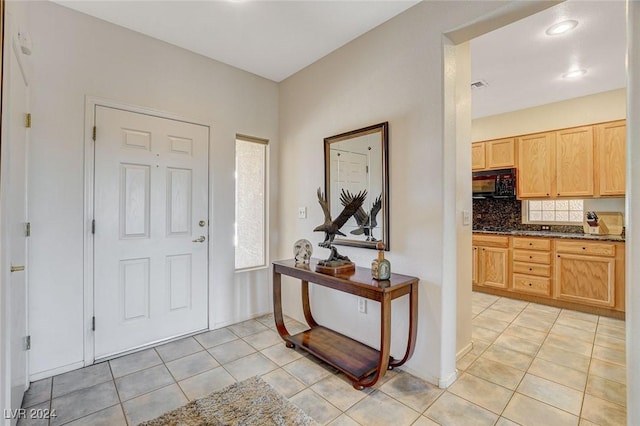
272;259;419;390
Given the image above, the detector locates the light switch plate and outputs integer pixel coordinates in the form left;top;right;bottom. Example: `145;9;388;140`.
298;207;307;219
462;210;471;226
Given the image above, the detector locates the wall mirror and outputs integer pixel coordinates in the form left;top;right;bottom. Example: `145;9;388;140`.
324;122;389;250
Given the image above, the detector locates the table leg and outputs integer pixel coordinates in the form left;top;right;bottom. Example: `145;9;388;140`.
272;269;293;348
301;280;318;328
390;282;418;368
353;293;392;389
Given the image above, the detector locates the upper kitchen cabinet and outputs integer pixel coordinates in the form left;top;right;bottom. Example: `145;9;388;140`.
596;120;626;197
472;143;486;170
472;138;516;171
517;132;554;198
555;126;594;197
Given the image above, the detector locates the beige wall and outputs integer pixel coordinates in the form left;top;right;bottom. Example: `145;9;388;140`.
472;88;626;141
278;1;509;386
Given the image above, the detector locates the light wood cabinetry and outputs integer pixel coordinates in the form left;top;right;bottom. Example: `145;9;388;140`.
555;241;617;308
472;144;486;170
472;138;515;171
486;120;626;199
555;126;594;197
595;120;626;196
472;233;625;316
516;132;554;198
512;237;552;296
472;235;510;289
472;246;479;285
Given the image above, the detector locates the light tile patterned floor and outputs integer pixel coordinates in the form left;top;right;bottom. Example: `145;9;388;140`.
19;292;627;425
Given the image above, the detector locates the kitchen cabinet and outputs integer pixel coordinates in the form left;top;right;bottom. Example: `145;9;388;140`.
596;120;626;196
472;233;625;316
512;237;552;296
472;246;479;285
516;132;554;198
472;235;510;289
472;144;486;170
472;138;515;171
555;126;594;197
554;241;616;307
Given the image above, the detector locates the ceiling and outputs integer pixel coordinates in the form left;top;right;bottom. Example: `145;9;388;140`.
470;0;626;118
52;0;420;83
52;0;626;118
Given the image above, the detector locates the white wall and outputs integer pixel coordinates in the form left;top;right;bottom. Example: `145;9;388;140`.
627;1;640;423
278;1;510;386
25;1;279;379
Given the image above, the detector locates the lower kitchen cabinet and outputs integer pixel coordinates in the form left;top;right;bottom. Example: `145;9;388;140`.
473;235;510;289
554;240;624;309
512;237;552;297
472;233;625;317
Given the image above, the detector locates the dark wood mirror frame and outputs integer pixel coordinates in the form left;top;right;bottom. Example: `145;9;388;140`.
324;122;389;250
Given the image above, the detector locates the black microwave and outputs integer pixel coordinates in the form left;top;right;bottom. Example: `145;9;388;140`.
472;168;517;199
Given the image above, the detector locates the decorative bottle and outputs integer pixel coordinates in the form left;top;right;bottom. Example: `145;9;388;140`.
372;242;391;280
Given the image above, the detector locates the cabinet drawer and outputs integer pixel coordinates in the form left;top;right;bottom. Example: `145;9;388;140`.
555;241;616;257
513;237;551;251
472;235;510;248
513;262;551;277
513;250;551;264
513;275;551;296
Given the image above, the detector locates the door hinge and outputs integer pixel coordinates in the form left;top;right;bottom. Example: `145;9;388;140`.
25;336;31;350
92;126;96;141
25;113;31;128
25;222;31;237
91;219;95;234
92;316;95;331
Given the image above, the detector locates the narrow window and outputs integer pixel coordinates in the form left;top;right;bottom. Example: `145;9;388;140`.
235;135;268;270
524;199;583;224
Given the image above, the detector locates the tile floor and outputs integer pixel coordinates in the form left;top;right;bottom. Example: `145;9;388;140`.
19;292;626;425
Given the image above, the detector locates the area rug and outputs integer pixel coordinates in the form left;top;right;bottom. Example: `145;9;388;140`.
139;376;318;426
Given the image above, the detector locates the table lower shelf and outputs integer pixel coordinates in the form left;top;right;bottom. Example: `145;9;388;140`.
285;326;393;381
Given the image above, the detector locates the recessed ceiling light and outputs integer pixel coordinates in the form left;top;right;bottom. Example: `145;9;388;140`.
546;20;579;36
562;69;587;79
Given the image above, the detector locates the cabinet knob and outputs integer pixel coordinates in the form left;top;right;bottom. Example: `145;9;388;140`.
529;268;533;271
528;283;533;286
582;247;586;250
529;256;533;259
529;243;533;246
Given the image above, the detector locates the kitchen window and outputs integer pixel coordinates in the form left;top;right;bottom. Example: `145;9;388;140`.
524;199;584;224
235;135;268;271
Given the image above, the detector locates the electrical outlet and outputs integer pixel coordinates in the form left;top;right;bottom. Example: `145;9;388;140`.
358;298;367;313
541;225;551;231
298;207;307;219
462;210;471;226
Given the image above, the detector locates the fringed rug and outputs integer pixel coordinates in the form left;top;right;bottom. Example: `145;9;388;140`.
139;376;318;426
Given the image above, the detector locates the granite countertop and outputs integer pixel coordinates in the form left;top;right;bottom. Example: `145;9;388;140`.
472;229;625;242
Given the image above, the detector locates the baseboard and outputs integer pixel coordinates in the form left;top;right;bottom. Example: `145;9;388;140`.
212;310;272;329
456;341;473;360
438;369;458;388
30;361;85;382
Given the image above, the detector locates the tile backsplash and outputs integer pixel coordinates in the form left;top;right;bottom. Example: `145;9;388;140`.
472;198;583;233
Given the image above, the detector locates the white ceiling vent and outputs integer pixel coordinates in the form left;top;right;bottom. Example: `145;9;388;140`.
471;80;489;90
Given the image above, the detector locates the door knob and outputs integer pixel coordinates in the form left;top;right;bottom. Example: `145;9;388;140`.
11;265;25;273
192;236;206;243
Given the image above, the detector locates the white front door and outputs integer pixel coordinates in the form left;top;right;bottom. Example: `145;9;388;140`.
5;34;29;415
93;106;209;359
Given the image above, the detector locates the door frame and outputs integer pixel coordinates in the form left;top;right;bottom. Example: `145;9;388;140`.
83;97;211;365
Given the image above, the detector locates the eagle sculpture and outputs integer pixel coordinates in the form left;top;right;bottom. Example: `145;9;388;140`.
313;187;367;250
340;189;382;241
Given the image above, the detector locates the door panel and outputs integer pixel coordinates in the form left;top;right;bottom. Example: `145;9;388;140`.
94;106;209;359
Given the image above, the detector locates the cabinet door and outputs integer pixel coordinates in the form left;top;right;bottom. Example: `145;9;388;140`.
472;143;486;170
517;132;554;198
486;138;516;169
556;126;594;197
554;253;614;307
479;247;509;289
596;120;626;196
